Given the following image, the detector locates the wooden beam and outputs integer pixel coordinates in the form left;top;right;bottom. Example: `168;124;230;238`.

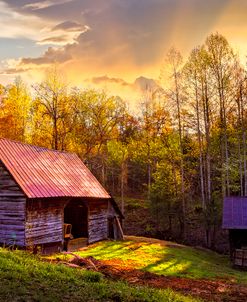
115;217;124;240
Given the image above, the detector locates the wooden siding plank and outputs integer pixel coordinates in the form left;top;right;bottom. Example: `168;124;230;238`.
0;162;25;246
88;200;108;244
25;199;66;246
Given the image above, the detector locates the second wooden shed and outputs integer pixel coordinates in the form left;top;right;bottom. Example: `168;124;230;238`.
223;196;247;267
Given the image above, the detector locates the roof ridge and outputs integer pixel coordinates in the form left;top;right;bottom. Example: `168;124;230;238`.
0;138;74;155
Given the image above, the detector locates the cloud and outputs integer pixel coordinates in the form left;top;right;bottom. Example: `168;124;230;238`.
84;75;163;112
37;35;72;45
0;1;53;40
52;21;87;32
20;46;72;65
88;75;162;93
0;1;88;46
37;21;90;45
1;46;72;74
90;76;129;86
89;75;162;92
3;0;229;74
2;67;31;74
1;0;242;88
0;57;30;75
134;76;161;92
15;0;74;11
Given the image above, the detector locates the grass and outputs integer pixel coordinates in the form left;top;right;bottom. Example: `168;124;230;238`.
68;236;247;284
0;247;199;302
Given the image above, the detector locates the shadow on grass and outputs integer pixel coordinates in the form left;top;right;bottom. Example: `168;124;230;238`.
77;241;151;261
74;240;247;283
143;254;191;277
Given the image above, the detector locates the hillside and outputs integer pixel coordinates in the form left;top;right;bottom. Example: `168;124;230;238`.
53;236;247;302
2;237;247;301
73;236;247;283
0;246;198;302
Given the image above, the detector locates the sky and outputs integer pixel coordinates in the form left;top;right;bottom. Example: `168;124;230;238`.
1;0;247;101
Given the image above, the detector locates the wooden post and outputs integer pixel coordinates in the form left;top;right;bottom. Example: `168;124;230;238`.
115;217;124;240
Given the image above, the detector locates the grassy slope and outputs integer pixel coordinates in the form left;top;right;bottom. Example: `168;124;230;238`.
0;247;198;302
72;236;247;284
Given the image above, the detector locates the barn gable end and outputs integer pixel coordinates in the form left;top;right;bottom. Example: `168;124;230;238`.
0;161;26;246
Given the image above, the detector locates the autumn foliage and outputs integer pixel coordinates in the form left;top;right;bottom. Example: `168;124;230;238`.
1;33;246;250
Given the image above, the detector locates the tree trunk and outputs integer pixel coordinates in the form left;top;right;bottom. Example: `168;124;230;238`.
237;93;243;196
195;78;205;209
121;162;124;215
174;68;186;240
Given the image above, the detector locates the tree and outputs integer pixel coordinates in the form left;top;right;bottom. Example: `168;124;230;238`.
107;140;129;214
31;68;73;150
71;89;126;185
205;33;236;197
183;46;216;246
0;77;31;142
162;47;187;239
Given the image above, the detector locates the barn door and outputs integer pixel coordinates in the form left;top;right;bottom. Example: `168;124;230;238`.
64;200;88;238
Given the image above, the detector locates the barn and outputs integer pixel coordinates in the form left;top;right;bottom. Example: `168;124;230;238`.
223;197;247;267
0;138;123;253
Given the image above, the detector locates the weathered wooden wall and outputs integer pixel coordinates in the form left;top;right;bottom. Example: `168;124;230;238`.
107;200;124;240
25;199;67;247
0;158;123;249
0;161;26;246
88;199;123;243
88;199;108;243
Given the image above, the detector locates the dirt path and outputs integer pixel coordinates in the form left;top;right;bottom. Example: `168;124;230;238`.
98;259;247;302
63;255;247;302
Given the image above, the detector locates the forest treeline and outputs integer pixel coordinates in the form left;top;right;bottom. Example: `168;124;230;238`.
0;33;246;250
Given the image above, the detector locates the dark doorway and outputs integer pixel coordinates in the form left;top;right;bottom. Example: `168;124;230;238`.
108;217;115;239
64;199;88;238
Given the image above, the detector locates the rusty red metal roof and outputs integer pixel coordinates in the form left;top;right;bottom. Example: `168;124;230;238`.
0;138;110;199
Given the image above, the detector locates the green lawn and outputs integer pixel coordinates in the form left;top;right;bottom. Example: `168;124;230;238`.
0;247;198;302
71;236;247;284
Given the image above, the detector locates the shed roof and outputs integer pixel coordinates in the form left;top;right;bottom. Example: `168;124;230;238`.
223;197;247;229
0;138;110;199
